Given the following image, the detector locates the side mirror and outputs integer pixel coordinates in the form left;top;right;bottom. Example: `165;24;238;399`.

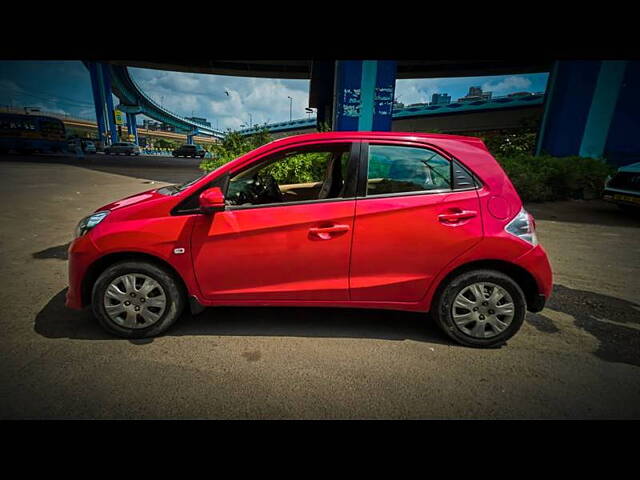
199;187;226;214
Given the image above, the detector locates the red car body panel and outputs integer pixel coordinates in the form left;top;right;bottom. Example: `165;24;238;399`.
349;189;482;303
66;131;552;314
190;200;356;301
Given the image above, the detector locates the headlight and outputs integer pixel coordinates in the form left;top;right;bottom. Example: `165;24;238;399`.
505;208;538;246
75;210;109;238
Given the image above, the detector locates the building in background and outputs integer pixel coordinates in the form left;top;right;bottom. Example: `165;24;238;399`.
458;86;492;103
431;93;452;105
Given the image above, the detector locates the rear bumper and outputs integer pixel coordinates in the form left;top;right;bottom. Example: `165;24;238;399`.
515;243;553;309
528;293;547;313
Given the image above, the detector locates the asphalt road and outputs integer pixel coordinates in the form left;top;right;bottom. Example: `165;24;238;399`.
1;152;639;419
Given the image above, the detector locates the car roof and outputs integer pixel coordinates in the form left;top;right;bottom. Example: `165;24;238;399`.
258;131;488;151
619;162;640;173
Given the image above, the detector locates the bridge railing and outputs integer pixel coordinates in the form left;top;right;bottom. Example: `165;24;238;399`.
237;92;546;135
123;68;222;136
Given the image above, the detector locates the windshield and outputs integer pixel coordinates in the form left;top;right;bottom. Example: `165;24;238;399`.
156;172;208;196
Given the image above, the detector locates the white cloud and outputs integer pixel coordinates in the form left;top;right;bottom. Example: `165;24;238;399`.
395;78;442;105
481;76;532;94
130;68;311;130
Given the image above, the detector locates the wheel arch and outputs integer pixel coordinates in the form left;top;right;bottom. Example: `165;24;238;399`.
431;259;541;312
81;251;188;307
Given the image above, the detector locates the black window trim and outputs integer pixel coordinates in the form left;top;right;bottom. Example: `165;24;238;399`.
357;141;481;200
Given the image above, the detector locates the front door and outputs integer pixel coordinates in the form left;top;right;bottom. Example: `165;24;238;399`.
191;141;357;302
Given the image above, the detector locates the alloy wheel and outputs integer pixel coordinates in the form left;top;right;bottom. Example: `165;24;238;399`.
103;273;167;329
451;282;515;339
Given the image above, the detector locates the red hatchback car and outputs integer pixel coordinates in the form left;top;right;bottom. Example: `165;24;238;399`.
66;131;552;347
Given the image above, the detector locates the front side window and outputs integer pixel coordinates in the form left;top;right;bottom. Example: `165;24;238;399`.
226;143;352;207
366;144;452;196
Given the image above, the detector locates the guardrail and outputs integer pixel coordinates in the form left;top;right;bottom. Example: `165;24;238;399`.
237;92;546;135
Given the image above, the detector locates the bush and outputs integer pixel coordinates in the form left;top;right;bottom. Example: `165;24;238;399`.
200;127;615;204
199;128;273;173
496;154;615;202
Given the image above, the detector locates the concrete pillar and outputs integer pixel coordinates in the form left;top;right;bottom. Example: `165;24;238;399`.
87;62;106;145
99;63;119;144
536;60;639;166
126;113;139;145
332;60;397;131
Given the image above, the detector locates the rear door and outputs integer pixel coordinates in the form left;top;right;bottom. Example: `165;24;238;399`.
349;141;482;303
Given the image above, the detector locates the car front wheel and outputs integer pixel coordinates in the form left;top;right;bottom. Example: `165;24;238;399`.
432;269;526;348
91;261;185;338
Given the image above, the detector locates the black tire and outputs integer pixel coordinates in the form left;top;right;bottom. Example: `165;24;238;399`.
91;261;185;338
432;269;526;348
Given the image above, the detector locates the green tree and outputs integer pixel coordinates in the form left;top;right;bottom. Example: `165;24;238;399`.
199;128;273;172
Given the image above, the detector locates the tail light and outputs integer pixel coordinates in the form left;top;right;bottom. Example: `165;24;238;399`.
505;208;538;246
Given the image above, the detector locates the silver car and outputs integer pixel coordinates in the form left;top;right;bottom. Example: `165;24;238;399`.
105;142;141;156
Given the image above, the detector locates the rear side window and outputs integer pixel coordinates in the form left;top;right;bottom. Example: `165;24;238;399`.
366;145;452;196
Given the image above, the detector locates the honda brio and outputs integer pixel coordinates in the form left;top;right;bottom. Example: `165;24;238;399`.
66;132;552;347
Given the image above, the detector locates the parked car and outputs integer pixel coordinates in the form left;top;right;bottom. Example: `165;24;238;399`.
603;161;640;212
82;140;96;154
67;138;82;152
66;131;552;347
173;144;206;158
104;142;141;155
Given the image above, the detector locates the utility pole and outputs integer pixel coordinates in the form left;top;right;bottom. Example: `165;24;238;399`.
288;96;293;121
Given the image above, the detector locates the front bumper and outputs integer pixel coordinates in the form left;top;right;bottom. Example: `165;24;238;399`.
65;234;100;310
603;188;640;208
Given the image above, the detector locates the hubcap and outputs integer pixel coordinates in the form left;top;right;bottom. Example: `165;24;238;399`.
103;273;166;329
452;282;515;339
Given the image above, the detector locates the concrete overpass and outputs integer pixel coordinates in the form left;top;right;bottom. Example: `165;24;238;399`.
241;93;545;138
40;112;218;145
98;59;639;165
108;60;554;80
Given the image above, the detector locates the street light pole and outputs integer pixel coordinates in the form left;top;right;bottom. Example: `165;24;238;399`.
287;96;292;122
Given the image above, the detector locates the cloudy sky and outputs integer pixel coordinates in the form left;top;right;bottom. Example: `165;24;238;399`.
0;61;549;130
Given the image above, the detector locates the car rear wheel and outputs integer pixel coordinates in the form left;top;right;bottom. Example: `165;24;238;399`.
432;269;526;348
91;261;185;338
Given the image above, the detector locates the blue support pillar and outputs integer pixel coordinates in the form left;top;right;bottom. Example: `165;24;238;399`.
536;60;639;166
333;60;397;131
87;62;106;145
579;61;627;159
126;113;139;145
99;63;118;144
